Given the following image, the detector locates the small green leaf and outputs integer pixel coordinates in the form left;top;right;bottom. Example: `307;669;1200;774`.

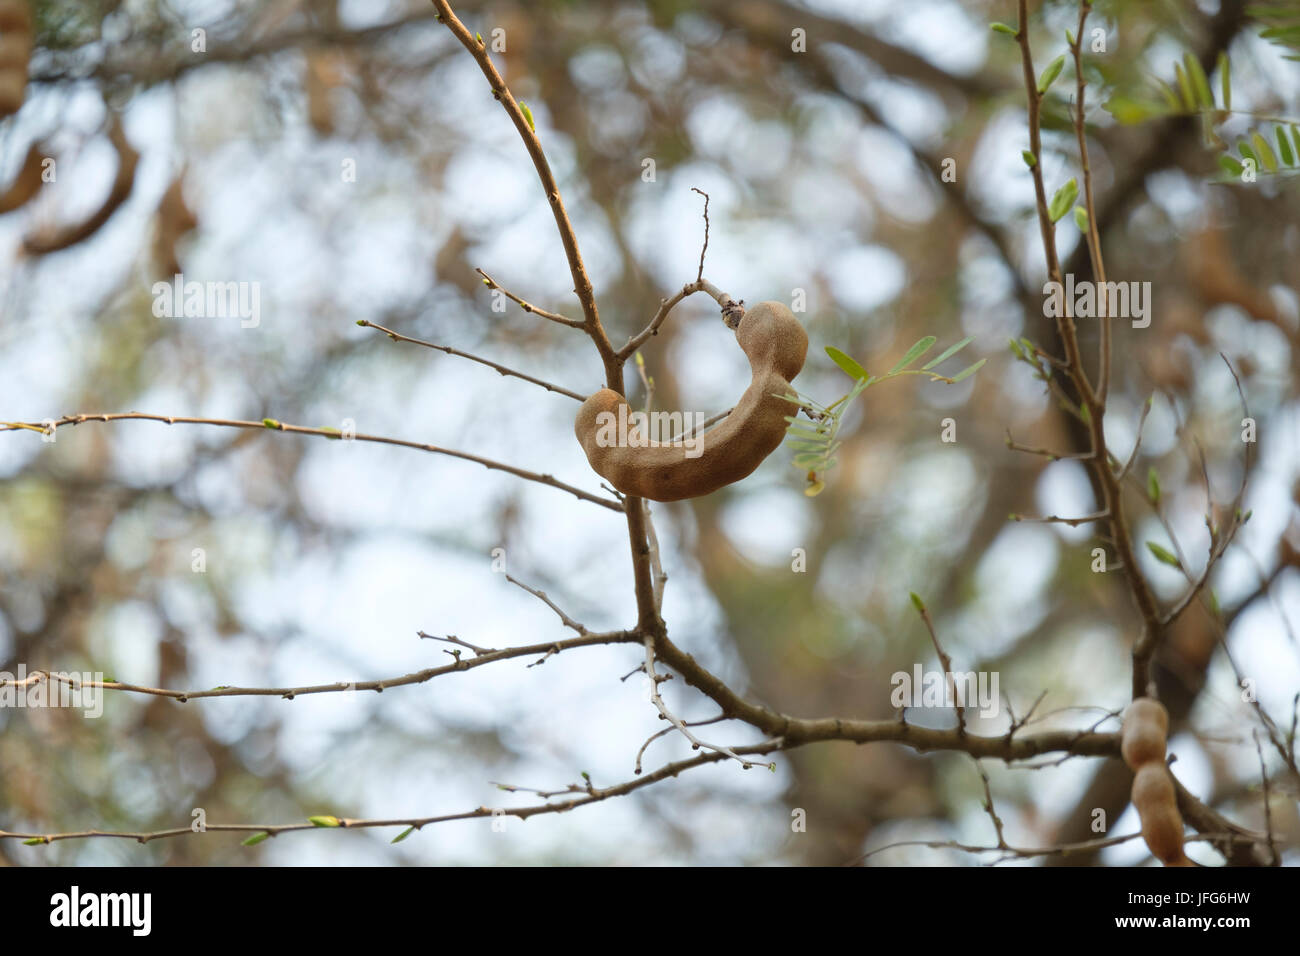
1037;54;1066;95
1146;542;1181;568
1065;29;1076;46
242;832;270;846
1238;139;1257;163
990;22;1017;36
910;592;926;613
1252;132;1278;172
1008;338;1026;360
1173;61;1196;112
786;425;828;441
1185;52;1213;109
888;336;937;375
1073;206;1089;231
949;357;987;383
23;837;45;845
1218;52;1231;111
391;826;415;844
1048;178;1079;223
520;101;536;133
922;336;973;370
1147;467;1160;504
1218;154;1244;177
792;452;824;469
474;32;483;46
1022;150;1037;168
262;418;280;429
825;346;868;381
309;815;341;828
355;319;367;326
1155;79;1183;115
1276;125;1295;166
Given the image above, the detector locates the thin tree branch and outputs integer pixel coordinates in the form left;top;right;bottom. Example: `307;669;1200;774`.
475;269;585;329
357;318;585;400
0;412;623;512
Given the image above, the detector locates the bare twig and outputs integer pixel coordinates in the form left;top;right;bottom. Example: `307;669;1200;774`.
358;319;585;400
691;187;710;282
475;269;584;329
0;412;624;512
10;631;637;702
505;573;589;635
641;634;771;769
618;277;741;360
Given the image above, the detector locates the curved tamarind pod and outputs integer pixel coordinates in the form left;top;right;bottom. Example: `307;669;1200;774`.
1132;763;1185;863
574;301;807;502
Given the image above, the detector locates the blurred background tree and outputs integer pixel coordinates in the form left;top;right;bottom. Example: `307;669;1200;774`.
0;0;1296;865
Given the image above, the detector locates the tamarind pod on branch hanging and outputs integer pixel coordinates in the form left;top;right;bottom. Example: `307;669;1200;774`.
575;301;807;502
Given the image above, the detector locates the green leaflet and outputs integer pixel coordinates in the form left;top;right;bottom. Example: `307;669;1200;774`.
922;335;973;370
950;358;987;383
1038;55;1066;95
1277;125;1295;166
1184;53;1214;109
888;336;937;375
825;345;868;381
1252;132;1279;171
1173;61;1196;111
1048;178;1079;223
1146;542;1181;568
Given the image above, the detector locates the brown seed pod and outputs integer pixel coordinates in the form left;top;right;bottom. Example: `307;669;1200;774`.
1132;763;1185;863
574;301;808;502
1139;800;1186;863
1132;761;1175;808
1125;697;1169;736
1121;711;1168;771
